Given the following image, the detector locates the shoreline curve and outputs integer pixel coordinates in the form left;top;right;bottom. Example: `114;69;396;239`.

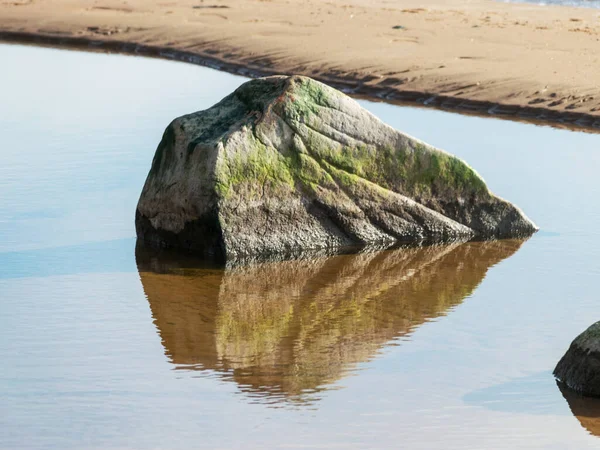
1;29;599;133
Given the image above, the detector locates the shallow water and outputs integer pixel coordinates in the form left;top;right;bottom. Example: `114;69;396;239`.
515;1;600;7
2;44;600;449
505;0;600;7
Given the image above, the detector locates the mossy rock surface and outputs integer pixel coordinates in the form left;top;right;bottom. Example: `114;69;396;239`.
136;75;537;259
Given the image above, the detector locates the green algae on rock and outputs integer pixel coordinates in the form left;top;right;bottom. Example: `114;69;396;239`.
135;75;537;259
554;322;600;397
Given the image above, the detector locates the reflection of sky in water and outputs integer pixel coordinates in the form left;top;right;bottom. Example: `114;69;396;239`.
463;372;568;416
2;44;600;449
503;0;600;7
0;238;136;279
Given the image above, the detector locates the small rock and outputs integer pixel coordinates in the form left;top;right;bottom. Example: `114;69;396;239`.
555;322;600;396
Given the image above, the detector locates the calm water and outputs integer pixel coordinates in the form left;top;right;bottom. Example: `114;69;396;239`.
509;0;600;7
2;44;600;449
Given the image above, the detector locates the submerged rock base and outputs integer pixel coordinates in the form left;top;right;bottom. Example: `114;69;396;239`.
136;75;537;260
554;322;600;397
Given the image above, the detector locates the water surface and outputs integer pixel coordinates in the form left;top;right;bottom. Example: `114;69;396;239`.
2;44;600;449
506;0;600;7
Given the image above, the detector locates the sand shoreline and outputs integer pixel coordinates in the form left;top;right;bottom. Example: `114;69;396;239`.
2;0;600;131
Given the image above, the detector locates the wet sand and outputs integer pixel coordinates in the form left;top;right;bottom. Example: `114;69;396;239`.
1;0;600;129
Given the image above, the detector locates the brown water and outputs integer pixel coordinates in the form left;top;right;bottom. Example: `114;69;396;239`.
2;44;600;449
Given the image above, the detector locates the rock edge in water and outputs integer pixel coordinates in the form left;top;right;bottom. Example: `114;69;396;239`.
554;322;600;397
135;75;537;260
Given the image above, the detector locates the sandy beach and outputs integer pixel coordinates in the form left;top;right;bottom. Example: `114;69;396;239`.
1;0;599;128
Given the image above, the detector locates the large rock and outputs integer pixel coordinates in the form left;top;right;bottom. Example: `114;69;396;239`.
136;75;537;259
555;322;600;397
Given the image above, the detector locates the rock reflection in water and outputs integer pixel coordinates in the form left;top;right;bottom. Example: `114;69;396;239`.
559;383;600;437
136;240;524;404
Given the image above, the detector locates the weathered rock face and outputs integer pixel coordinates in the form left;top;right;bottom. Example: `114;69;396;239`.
555;322;600;397
136;75;537;259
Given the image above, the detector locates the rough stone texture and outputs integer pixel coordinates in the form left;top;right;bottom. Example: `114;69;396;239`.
136;75;537;259
136;238;524;402
554;322;600;397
